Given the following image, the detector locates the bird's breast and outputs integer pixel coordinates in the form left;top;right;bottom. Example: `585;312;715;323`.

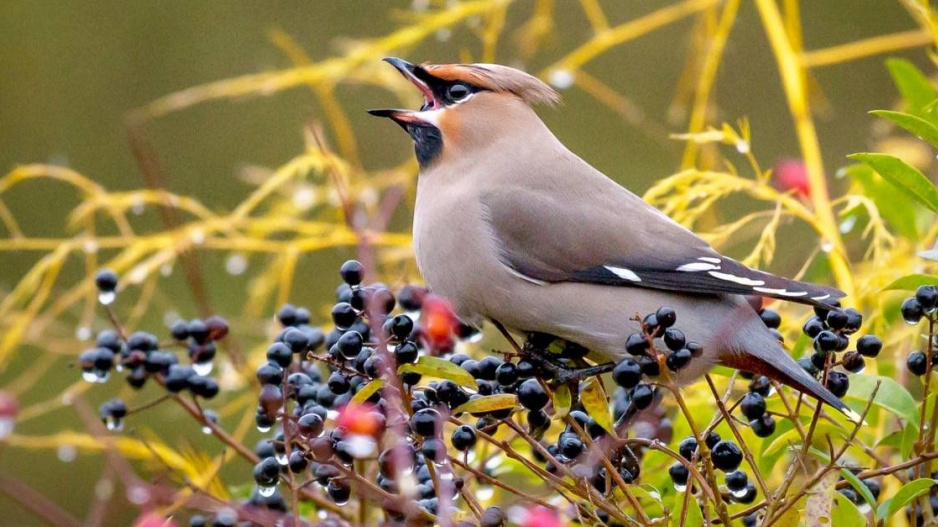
412;179;507;326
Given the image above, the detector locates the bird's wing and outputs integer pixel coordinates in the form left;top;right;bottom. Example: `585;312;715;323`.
480;185;844;307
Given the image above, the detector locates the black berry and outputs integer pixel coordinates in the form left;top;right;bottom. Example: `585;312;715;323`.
740;392;766;420
95;269;119;292
711;440;743;471
517;379;548;411
339;260;364;286
856;335;882;358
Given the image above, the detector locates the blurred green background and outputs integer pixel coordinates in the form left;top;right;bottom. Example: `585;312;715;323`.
0;1;927;524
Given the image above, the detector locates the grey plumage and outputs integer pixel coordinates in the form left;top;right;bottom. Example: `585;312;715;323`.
370;58;856;419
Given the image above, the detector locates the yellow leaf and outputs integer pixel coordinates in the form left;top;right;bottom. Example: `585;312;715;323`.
453;394;517;415
580;377;614;434
351;379;385;404
553;383;572;419
399;356;478;390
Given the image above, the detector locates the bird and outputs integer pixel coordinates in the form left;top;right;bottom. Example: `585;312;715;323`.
368;57;858;420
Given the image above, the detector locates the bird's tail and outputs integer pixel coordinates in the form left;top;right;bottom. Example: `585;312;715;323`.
723;346;861;423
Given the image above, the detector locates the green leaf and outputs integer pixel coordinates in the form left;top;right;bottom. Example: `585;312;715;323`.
879;478;938;520
552;383;571;419
886;58;937;117
399;356;478;390
849;153;938;213
671;492;703;527
630;484;664;516
884;273;938;292
350;378;385;404
580;377;614;434
845;374;919;427
763;424;846;458
840;468;878;509
871;110;938;149
832;491;869;527
452;394;517;415
842;163;919;238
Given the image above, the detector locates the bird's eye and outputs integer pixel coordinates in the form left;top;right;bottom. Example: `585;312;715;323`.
446;83;471;102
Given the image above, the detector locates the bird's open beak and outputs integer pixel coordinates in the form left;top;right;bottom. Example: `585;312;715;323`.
366;108;435;129
382;57;439;110
367;57;441;129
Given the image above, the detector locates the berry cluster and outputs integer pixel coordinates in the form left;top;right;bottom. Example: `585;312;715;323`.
903;285;938;376
668;433;755;504
81;270;228;443
610;307;700;412
796;301;881;399
79;259;885;526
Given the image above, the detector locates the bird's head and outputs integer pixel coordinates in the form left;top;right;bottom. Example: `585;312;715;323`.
368;58;559;168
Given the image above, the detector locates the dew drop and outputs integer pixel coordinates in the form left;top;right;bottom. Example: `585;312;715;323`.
275;452;288;466
192;361;213;376
258;485;277;498
673;483;687;492
126;486;150;505
820;239;834;253
225;254;248;276
75;326;92;341
106;417;124;432
731;487;749;499
82;239;99;254
257;424;271;433
190;228;205;245
98;291;116;306
839;215;857;234
82;371;99;383
476;485;494;501
735;140;750;154
95;371;110;383
115;364;124;373
549;69;575;90
201;425;212;434
58;444;77;463
334;498;349;506
292;185;316;211
0;417;15;439
160;264;173;277
131;196;145;215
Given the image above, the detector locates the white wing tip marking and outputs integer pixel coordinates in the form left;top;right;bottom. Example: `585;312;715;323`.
812;294;831;301
605;265;642;282
708;271;765;287
753;286;808;297
677;262;720;272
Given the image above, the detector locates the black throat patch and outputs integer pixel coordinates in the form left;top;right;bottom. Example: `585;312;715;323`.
408;124;443;168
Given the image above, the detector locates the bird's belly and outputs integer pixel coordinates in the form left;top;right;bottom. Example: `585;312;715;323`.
487;281;754;379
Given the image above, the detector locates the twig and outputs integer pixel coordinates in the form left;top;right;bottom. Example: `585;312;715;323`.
0;472;83;527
